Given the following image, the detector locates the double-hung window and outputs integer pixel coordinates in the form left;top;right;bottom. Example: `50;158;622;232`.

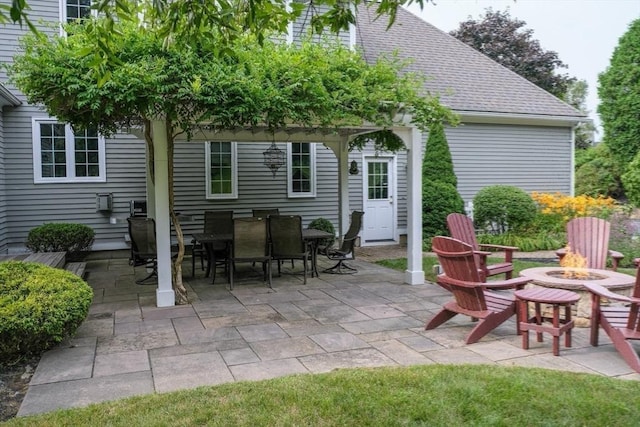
63;0;92;23
287;142;316;197
206;141;238;199
32;118;106;183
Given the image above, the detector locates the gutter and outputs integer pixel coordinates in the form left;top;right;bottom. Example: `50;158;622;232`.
0;83;22;108
455;110;589;127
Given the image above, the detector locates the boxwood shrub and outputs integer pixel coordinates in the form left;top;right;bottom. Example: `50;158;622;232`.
308;217;336;251
26;223;95;260
0;261;93;363
473;185;537;233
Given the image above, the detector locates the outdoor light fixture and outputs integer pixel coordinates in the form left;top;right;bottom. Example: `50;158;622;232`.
349;160;359;175
263;141;285;178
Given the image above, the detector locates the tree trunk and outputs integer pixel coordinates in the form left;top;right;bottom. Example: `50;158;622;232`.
166;120;189;305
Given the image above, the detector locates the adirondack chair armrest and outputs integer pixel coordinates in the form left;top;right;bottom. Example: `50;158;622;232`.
481;276;531;290
438;274;529;290
584;282;640;304
478;244;518;252
608;249;624;271
478;244;517;262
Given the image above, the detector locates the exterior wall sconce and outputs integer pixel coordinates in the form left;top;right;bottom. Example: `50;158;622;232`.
349;160;359;175
263;141;285;178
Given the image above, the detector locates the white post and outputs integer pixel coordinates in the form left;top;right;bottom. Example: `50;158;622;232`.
145;140;156;219
403;126;425;285
151;119;175;307
324;140;351;238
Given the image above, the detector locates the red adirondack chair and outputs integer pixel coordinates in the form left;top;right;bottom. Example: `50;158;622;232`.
446;213;517;280
556;217;623;271
427;236;531;344
585;258;640;373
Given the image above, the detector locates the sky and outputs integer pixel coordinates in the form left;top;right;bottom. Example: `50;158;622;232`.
406;0;640;139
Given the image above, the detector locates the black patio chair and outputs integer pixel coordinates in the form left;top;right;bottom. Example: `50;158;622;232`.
252;208;279;218
191;210;233;281
269;215;309;284
324;211;364;274
128;217;159;285
229;217;272;290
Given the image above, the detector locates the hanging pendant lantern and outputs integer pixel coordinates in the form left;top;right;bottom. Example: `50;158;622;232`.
263;141;285;178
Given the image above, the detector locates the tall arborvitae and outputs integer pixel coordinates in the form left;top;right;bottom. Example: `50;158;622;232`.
422;123;465;238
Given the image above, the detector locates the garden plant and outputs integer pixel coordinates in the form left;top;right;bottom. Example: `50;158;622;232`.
0;261;93;363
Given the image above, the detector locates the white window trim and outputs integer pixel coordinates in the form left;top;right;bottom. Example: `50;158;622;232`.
32;117;106;184
59;0;97;35
205;141;238;200
287;142;316;198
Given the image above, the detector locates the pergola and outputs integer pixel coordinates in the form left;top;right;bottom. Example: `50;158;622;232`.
143;119;425;307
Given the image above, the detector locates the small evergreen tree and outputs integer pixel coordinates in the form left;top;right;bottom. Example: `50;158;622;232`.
422;123;465;239
422;123;457;187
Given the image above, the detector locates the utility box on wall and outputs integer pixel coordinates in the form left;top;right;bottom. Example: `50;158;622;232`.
96;193;113;212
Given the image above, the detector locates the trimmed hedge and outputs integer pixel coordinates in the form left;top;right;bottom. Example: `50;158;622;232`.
26;223;95;260
473;185;536;233
308;217;336;251
0;261;93;363
422;181;465;238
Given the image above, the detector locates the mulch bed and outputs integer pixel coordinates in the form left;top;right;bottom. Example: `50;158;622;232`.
0;356;39;422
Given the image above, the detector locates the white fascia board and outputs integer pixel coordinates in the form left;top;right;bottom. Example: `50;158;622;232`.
456;110;589;127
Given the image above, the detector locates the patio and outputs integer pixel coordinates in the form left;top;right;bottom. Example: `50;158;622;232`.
17;250;640;417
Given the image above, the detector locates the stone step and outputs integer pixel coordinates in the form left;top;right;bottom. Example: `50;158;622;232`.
64;262;87;279
23;252;66;269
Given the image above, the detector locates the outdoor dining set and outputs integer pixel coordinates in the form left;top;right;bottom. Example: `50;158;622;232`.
128;209;364;290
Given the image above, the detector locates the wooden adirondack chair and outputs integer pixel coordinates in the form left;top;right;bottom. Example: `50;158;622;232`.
585;258;640;373
556;217;623;271
427;236;531;344
446;213;517;280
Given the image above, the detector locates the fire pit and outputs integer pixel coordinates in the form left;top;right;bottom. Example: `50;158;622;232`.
519;267;635;326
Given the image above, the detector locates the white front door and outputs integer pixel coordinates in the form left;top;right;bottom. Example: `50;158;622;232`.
363;157;395;243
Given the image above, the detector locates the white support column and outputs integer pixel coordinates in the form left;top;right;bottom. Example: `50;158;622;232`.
324;140;351;237
151;119;175;307
338;138;350;237
402;126;425;285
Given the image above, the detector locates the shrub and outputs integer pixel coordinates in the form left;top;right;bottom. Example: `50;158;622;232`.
0;261;93;363
609;211;640;268
308;217;336;250
26;223;95;259
423;122;457;187
473;185;537;233
622;151;640;207
422;181;465;238
575;143;623;199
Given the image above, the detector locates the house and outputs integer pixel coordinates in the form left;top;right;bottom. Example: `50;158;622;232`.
0;4;583;278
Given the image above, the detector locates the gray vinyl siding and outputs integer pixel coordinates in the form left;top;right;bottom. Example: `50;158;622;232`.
172;142;342;237
0;112;7;253
4;104;147;251
443;123;572;203
291;3;351;47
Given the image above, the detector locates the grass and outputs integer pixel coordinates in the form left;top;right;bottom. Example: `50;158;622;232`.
376;257;636;283
5;365;640;426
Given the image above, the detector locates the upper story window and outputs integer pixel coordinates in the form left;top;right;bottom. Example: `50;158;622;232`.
62;0;93;24
287;142;316;197
32;118;106;183
206;141;238;199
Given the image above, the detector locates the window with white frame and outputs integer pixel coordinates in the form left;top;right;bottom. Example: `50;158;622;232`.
287;142;316;197
32;118;106;183
206;141;238;199
63;0;92;23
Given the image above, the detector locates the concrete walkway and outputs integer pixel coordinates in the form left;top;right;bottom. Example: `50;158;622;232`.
18;251;640;417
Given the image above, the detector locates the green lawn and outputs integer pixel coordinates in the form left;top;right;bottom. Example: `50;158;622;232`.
5;365;640;426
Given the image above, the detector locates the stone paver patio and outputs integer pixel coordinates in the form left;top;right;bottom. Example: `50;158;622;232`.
17;252;640;416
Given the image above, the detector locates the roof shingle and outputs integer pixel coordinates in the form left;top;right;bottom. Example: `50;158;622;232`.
356;7;583;118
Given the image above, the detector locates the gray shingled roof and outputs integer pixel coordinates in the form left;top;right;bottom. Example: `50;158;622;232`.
356;7;583;118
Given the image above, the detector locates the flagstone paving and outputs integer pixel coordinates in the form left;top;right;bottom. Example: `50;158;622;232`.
17;251;640;417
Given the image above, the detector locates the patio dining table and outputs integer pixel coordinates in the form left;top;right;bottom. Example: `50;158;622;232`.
192;228;334;280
